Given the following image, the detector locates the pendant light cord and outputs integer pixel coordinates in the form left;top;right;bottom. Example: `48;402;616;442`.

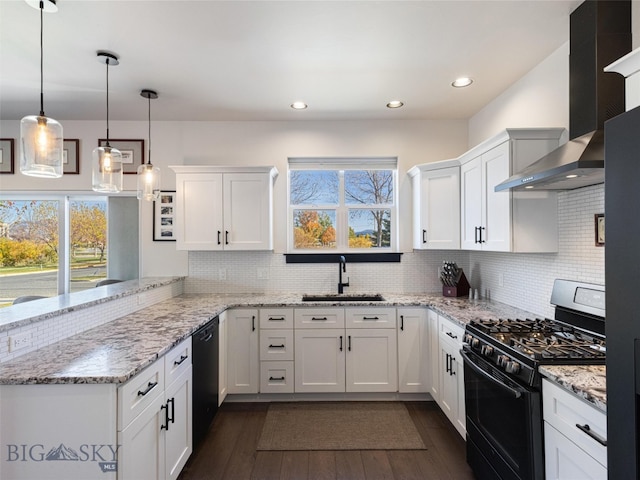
39;1;45;116
105;59;110;146
147;95;151;165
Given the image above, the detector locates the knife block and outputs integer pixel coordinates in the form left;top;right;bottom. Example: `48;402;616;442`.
443;271;470;297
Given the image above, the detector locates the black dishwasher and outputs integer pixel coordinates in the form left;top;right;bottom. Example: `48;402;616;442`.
191;316;219;450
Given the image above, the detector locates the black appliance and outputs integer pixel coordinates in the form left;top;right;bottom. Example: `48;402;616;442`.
604;103;640;478
192;316;220;450
462;279;605;480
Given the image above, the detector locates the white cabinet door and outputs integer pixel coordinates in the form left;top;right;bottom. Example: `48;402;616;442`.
427;309;440;402
118;394;166;480
437;315;465;438
544;425;607;480
294;329;345;393
175;173;224;251
415;166;460;249
482;142;511;252
223;173;272;250
438;341;458;422
218;310;227;405
227;309;259;394
346;328;398;393
397;308;429;393
164;366;192;480
460;156;483;250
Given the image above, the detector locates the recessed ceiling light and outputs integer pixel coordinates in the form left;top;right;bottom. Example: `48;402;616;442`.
291;101;307;110
565;174;578;178
525;185;534;189
386;100;404;109
452;77;473;88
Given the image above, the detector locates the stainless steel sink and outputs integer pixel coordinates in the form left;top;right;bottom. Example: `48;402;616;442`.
302;294;385;302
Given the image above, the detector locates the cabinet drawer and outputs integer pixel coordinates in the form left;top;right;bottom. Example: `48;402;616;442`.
438;316;464;347
260;308;294;329
260;329;294;361
260;361;294;393
118;359;165;430
544;423;607;479
543;379;607;467
295;308;345;329
345;308;396;329
164;337;192;387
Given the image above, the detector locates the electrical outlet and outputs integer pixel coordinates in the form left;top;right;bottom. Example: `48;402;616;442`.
257;268;269;280
9;332;31;353
218;268;227;281
498;273;504;287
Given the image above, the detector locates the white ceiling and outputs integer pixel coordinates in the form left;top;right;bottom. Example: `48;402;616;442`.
0;0;581;122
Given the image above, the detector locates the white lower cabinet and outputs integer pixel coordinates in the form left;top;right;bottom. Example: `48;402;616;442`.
293;308;397;393
397;308;429;393
427;309;440;402
543;379;607;480
226;309;259;394
259;308;294;393
434;312;466;438
118;337;193;480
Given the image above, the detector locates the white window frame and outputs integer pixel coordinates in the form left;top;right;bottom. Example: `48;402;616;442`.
0;193;108;296
287;157;398;253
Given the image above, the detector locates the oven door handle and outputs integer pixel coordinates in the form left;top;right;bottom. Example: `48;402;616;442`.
460;349;524;399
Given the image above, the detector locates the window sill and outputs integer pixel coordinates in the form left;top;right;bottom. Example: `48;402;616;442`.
284;253;402;263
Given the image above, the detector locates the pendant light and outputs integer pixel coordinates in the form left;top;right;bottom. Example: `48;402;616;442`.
137;89;161;201
92;52;123;193
20;0;63;178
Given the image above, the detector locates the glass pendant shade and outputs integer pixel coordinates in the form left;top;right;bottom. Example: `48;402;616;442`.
137;163;161;201
92;145;123;193
20;114;63;177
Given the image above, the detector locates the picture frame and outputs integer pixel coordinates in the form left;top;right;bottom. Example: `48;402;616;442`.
153;191;177;241
98;139;144;174
0;138;15;174
595;213;605;246
62;139;80;174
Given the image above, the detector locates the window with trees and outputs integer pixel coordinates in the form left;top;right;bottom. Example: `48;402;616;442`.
0;196;108;307
288;158;397;252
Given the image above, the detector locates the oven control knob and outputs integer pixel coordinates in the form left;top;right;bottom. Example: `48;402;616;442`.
470;338;480;350
463;334;473;344
481;345;494;357
506;361;521;374
497;355;510;368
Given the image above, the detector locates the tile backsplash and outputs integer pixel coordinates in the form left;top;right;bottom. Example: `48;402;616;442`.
186;184;604;319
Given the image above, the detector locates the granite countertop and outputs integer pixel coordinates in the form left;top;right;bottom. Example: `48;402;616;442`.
0;290;608;413
539;365;607;413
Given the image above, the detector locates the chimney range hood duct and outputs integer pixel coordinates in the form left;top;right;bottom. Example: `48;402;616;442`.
495;0;631;192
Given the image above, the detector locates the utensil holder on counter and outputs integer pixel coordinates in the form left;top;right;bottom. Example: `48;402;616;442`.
443;271;470;297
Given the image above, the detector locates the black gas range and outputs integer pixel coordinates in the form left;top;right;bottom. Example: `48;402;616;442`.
462;279;605;480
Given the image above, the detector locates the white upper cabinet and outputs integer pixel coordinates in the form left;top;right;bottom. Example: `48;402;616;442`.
170;166;278;251
409;160;460;250
459;128;564;252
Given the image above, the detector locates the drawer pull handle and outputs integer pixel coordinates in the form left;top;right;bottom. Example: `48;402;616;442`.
576;423;607;446
446;331;458;340
269;376;285;381
174;354;188;366
161;403;169;430
269;317;286;321
362;316;379;320
311;317;328;321
138;381;158;397
269;344;285;348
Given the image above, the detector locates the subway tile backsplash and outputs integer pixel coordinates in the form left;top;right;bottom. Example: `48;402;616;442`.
186;184;605;318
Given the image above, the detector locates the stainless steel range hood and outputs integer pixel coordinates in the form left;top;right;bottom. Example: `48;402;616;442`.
495;0;630;192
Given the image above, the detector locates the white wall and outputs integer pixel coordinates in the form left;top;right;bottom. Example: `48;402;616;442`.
468;42;569;148
0;118;468;278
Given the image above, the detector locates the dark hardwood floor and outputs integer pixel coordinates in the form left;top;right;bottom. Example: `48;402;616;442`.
178;401;476;480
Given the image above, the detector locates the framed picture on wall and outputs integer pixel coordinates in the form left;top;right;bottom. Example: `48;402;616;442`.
0;138;15;174
98;139;144;174
62;139;80;174
595;213;605;246
153;191;177;241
